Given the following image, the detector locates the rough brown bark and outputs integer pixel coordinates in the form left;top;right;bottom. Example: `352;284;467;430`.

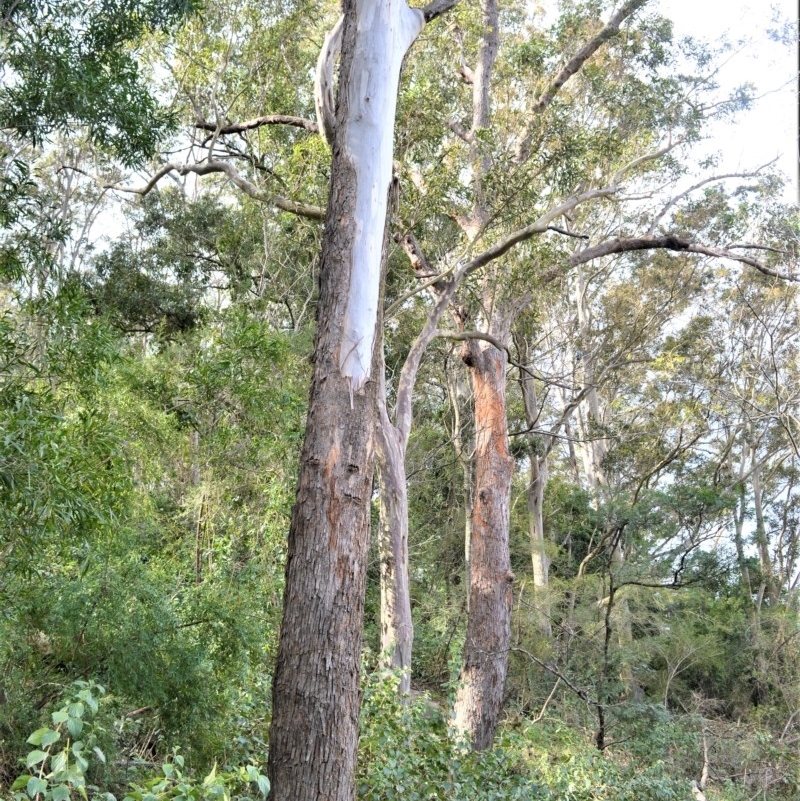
266;151;380;801
452;342;514;750
267;164;378;800
267;3;409;796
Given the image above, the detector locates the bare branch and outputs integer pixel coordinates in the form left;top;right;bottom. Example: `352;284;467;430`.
568;235;800;282
568;235;692;265
646;161;777;235
434;328;507;353
461;186;616;275
195;114;318;135
446;118;474;143
106;161;325;220
547;225;589;239
686;243;799;282
422;0;462;23
611;136;685;185
511;647;597;706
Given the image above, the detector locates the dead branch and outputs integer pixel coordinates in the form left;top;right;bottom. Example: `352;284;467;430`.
194;114;318;135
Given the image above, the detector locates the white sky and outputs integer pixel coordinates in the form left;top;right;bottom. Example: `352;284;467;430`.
658;0;797;201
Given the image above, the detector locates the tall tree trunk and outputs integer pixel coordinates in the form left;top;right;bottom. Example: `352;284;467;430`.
519;346;552;638
376;370;413;694
751;445;779;606
452;341;514;750
267;4;424;799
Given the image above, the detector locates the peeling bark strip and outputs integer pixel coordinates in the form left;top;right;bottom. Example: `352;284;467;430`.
314;16;343;146
335;2;425;393
376;395;414;693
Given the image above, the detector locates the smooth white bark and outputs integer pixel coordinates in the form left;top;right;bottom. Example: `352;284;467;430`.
337;2;425;392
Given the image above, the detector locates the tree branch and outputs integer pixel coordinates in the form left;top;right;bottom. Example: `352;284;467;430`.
547;225;588;239
534;0;648;114
105;161;325;220
461;186;617;275
195;114;318;135
568;235;800;281
511;647;597;706
422;0;462;23
434;329;542;381
646;162;776;235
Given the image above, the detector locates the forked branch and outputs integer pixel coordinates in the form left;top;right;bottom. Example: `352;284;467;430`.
105;161;325;220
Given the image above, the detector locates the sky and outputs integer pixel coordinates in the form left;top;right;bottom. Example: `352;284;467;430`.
658;0;797;201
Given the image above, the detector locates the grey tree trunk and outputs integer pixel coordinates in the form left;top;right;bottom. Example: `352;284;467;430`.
376;371;414;694
519;346;552;638
267;3;424;799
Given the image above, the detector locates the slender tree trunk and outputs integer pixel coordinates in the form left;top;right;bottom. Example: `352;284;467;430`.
519;349;552;638
447;360;475;599
376;374;413;694
528;454;551;636
452;342;514;751
267;4;424;799
751;446;779;606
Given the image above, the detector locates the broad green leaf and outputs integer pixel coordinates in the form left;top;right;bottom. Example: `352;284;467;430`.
10;775;31;791
26;776;47;797
25;750;48;768
50;786;71;801
50;751;68;776
26;728;48;746
40;730;61;748
257;775;270;797
67;702;84;719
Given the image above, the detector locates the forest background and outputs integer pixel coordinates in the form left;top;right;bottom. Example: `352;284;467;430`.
1;1;800;800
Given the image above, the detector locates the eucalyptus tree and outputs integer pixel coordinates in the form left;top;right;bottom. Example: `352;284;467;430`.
375;0;797;750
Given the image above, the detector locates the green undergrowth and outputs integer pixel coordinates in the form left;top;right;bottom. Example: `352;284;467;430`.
2;671;793;801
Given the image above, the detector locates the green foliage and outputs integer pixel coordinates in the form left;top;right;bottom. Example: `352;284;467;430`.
7;684;270;801
0;0;202;165
0;282;306;779
123;751;269;801
9;681;109;801
358;670;544;801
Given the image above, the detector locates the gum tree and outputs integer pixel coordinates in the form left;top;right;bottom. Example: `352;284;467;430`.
264;3;459;799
